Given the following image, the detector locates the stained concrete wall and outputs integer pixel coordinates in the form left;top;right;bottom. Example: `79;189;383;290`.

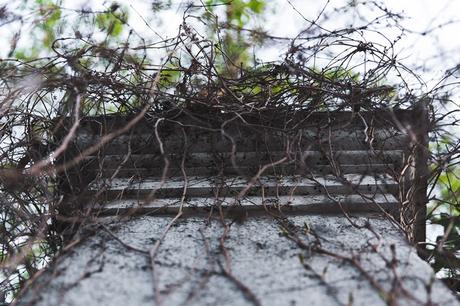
22;110;451;306
17;214;459;306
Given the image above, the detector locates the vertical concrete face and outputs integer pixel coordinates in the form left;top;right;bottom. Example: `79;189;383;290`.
17;110;456;305
16;215;459;306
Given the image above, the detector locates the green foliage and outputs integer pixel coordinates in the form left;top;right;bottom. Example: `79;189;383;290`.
151;0;172;12
12;1;129;61
438;168;460;208
205;0;265;27
11;0;63;59
95;5;127;37
37;0;61;49
159;68;182;88
204;0;267;77
429;126;460;288
429;214;460;278
320;67;360;83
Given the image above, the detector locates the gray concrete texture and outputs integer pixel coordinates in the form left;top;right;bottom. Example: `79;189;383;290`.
17;214;459;306
19;111;455;306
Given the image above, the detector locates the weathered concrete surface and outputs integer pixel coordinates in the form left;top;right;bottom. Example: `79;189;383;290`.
97;193;398;216
33;110;445;306
88;174;398;199
17;214;459;306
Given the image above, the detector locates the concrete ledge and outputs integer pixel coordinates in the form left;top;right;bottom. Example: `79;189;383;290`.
88;174;398;199
82;150;404;169
95;194;398;216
